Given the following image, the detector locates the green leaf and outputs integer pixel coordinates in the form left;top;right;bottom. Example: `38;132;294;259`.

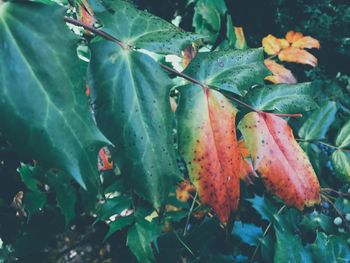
127;220;160;263
246;195;278;221
245;83;318;113
24;191;47;217
311;232;350;263
300;142;327;175
105;215;134;241
183;48;268;95
300;211;336;234
332;150;350;183
220;15;247;50
274;227;313;263
89;40;180;208
299;101;337;140
56;186;77;224
335;120;350;148
231;221;262;246
259;232;274;263
0;2;109;188
98;196;131;221
18;164;41;192
192;0;227;43
93;0;199;55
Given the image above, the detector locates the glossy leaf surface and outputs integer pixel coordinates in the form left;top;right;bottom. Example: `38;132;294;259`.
183;48;269;95
239;112;320;210
0;1;108;188
177;85;241;223
93;0;199;55
299;101;337;140
245;83;317;113
89;40;180;208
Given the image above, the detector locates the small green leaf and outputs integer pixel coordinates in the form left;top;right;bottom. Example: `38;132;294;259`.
192;0;227;43
56;187;77;224
183;48;268;95
24;191;47;217
93;0;200;55
335;120;350;148
300;211;336;234
18;164;41;192
245;83;318;113
231;221;262;246
332;150;350;183
274;227;313;263
299;101;337;140
127;220;160;263
246;195;278;221
98;196;131;221
311;232;350;263
104;215;134;241
300;142;327;176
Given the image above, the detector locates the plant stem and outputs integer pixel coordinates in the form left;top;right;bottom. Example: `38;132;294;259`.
183;192;198;236
296;139;350;153
273;113;303;118
63;17;130;49
63;17;303;117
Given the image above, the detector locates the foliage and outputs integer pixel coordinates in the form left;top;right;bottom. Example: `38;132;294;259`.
0;0;350;262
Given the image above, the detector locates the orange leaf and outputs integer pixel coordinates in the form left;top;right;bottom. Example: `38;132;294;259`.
238;140;258;185
177;86;241;223
262;34;281;55
182;45;197;68
292;36;320;49
278;47;317;67
264;59;297;84
170;96;177;113
277;38;290;49
285;31;304;43
176;179;195;202
98;147;113;171
238;112;320;210
234;27;247;49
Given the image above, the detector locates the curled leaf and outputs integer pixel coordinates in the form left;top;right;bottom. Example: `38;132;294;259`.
177;85;241;223
182;45;197;68
292;36;320;49
238;112;320;210
278;47;317;67
285;31;304;43
98;147;113;171
264;59;297;84
234;27;247;49
262;34;281;55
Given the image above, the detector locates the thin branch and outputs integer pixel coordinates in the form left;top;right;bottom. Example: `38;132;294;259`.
63;17;265;114
174;231;195;256
273;113;303;118
63;16;130;49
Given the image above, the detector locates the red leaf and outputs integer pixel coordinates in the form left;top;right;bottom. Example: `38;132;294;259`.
177;86;241;223
238;112;320;210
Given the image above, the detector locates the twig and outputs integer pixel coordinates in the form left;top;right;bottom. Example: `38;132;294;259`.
63;17;130;49
63;17;302;117
174;231;195;256
183;192;198;236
